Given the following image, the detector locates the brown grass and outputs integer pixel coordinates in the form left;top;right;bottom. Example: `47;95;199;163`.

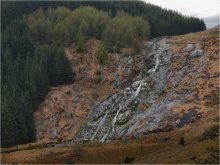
1;111;219;164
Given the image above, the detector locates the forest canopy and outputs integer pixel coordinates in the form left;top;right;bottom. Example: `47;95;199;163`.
1;1;206;35
25;7;150;53
1;19;74;147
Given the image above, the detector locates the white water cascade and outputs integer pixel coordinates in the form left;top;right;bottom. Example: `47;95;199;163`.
132;80;142;99
91;111;109;140
103;41;166;142
100;133;109;142
152;54;160;73
148;54;160;76
72;39;172;144
110;80;142;135
93;47;162;141
112;104;122;132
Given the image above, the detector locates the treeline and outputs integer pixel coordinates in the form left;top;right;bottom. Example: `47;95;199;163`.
25;6;109;44
25;7;150;54
1;19;74;147
1;1;206;37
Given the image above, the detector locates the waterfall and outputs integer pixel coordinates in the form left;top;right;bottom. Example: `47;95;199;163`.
148;54;160;76
111;80;143;133
152;54;160;73
92;80;143;141
100;133;109;142
90;44;162;142
90;44;160;141
112;104;122;132
132;81;142;99
91;111;109;140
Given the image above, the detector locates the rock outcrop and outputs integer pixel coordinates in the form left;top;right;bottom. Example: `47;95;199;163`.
72;28;219;143
34;27;219;144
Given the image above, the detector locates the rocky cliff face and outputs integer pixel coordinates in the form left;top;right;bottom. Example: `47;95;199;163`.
34;27;219;144
73;38;174;142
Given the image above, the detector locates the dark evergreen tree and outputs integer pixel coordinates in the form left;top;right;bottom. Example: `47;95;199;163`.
1;1;206;36
178;137;185;146
1;18;74;147
1;97;18;147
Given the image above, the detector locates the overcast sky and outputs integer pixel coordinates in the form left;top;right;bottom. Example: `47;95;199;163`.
144;0;220;28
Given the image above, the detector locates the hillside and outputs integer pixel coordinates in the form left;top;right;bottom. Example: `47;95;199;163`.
1;26;219;164
1;2;207;148
35;26;219;144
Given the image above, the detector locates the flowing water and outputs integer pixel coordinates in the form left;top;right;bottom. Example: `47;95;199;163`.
73;38;176;143
112;104;122;132
90;111;109;140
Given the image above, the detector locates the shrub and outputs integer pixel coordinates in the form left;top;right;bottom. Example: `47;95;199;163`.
124;156;134;164
96;44;108;65
131;39;142;55
201;124;219;140
76;37;86;53
178;137;185;146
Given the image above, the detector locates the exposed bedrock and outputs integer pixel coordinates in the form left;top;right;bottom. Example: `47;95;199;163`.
72;38;206;144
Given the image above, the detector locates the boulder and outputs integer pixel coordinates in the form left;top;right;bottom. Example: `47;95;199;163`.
182;44;194;52
190;49;204;57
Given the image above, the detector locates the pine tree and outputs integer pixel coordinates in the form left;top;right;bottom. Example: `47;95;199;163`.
1;97;18;147
22;92;36;141
178;137;185;146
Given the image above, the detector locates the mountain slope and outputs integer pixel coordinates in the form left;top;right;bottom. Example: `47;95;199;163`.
73;27;219;143
33;26;219;144
1;26;219;164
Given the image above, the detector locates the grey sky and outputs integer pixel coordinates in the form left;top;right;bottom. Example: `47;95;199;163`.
144;0;220;28
203;15;219;28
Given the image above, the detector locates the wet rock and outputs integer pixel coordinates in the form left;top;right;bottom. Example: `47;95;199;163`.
177;109;198;128
50;126;57;138
182;44;194;52
190;49;204;58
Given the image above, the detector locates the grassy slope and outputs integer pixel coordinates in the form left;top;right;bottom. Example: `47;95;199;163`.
1;111;218;164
